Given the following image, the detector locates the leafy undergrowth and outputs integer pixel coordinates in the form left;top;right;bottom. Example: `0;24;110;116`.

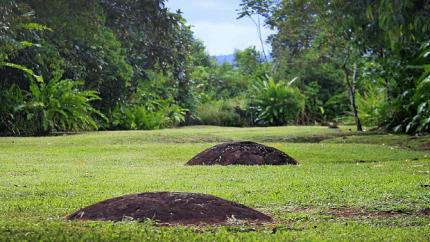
0;126;429;241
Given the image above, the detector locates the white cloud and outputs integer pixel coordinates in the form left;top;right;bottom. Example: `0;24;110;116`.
166;0;274;55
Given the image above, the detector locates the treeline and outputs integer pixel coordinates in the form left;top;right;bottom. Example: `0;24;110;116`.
239;0;430;134
1;0;429;136
0;0;309;135
1;0;196;135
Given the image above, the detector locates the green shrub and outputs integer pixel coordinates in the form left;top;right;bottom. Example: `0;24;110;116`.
249;75;305;126
131;107;167;130
194;98;249;127
111;105;166;130
303;81;324;123
405;72;430;133
403;42;430;134
110;100;187;131
0;85;28;135
113;71;188;130
356;84;389;126
27;78;104;135
324;92;351;123
0;79;103;135
0;62;103;135
159;101;187;127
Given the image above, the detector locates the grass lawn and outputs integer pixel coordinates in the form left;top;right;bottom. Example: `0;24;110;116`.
1;126;429;241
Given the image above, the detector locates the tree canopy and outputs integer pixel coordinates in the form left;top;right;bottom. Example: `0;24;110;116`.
1;0;429;135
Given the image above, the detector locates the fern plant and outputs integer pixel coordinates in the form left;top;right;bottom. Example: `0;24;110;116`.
356;83;389;126
396;41;430;134
0;84;28;135
111;105;168;130
27;77;105;135
1;62;104;135
249;75;305;126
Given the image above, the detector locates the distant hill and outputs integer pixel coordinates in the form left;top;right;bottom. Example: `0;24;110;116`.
214;54;235;65
214;53;273;65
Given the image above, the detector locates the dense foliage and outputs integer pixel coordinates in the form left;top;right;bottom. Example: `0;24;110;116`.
1;0;428;135
250;75;304;126
0;0;194;135
239;0;430;134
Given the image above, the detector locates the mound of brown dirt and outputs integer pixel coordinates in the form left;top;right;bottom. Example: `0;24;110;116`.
186;141;298;166
67;192;272;225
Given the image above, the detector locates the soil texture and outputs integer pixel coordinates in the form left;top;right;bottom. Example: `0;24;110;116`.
68;192;272;225
186;141;298;166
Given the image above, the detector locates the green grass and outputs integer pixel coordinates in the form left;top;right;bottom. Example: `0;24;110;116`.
324;133;430;150
1;126;429;241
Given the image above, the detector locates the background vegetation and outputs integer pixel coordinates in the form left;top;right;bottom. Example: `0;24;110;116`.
1;0;429;135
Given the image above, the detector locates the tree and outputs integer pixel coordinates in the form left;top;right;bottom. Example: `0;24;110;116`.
0;0;198;134
234;47;263;76
365;0;430;133
238;0;351;125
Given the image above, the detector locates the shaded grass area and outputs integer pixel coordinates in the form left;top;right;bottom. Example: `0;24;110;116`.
0;126;429;241
324;133;430;151
1;125;359;144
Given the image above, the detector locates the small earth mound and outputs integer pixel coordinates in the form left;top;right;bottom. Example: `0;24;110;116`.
186;141;298;166
67;192;272;225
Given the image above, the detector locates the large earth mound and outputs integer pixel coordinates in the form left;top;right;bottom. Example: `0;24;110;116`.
186;141;298;166
67;192;272;225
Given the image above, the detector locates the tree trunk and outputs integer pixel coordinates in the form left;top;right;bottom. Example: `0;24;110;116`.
249;15;268;62
344;62;363;132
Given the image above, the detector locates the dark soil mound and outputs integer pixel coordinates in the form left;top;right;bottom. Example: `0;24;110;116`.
67;192;272;225
186;141;298;166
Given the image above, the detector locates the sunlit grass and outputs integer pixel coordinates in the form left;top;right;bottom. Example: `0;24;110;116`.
0;126;429;241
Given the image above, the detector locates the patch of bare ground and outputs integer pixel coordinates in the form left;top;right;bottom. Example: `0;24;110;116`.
280;206;430;219
329;207;430;218
421;142;430;150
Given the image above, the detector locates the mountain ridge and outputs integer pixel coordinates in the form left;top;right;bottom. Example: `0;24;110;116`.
214;54;235;65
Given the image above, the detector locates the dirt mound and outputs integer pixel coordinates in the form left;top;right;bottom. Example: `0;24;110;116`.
67;192;272;225
186;141;298;166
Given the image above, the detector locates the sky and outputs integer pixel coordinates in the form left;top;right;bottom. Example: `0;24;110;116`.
165;0;273;56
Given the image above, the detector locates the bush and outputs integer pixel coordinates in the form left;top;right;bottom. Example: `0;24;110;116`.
249;75;305;126
324;92;351;123
401;42;430;134
110;99;187;130
302;81;324;123
108;71;188;131
0;85;28;135
111;105;167;130
356;83;389;126
28;78;104;135
194;98;249;127
405;74;430;133
0;62;103;135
